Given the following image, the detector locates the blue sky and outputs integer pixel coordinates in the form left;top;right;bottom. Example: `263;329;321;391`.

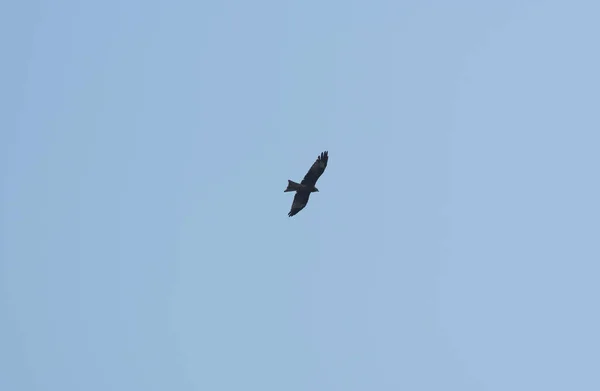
1;1;599;390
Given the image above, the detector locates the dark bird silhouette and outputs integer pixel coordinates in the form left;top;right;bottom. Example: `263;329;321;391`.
284;151;329;217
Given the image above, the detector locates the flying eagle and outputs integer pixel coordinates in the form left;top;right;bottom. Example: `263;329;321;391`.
285;151;329;217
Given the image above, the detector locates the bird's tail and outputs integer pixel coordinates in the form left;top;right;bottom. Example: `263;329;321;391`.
284;180;302;192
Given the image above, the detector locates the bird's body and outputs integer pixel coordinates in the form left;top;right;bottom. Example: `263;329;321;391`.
284;180;319;193
285;151;328;217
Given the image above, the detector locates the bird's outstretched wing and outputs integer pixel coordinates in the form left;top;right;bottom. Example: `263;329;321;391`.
288;191;311;217
301;151;328;186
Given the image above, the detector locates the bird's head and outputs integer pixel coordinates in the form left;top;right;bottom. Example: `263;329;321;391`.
312;187;319;192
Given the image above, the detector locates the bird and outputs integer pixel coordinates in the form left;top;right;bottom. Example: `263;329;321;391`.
284;151;329;217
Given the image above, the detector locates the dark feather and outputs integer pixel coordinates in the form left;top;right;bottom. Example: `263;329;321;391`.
301;151;328;186
288;191;311;217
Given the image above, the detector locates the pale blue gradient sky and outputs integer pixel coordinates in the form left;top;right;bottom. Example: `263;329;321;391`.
2;1;599;390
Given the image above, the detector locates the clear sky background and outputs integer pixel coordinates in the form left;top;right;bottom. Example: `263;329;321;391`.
1;1;599;390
